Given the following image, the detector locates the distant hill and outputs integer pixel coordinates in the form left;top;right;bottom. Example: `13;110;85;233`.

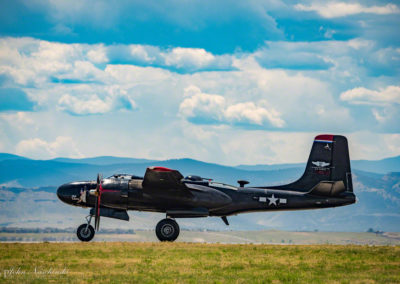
236;163;305;171
0;157;303;187
0;153;28;162
351;156;400;174
0;153;399;187
51;156;157;165
237;155;400;174
2;153;399;174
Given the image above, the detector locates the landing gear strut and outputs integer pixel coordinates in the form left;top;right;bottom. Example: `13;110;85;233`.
77;215;95;242
155;218;180;242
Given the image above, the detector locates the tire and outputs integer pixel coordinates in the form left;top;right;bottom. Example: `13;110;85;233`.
77;224;95;242
155;219;180;242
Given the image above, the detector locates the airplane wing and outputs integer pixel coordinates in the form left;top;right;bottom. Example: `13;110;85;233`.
142;166;188;192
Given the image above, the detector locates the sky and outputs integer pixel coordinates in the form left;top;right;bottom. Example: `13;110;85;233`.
0;0;399;165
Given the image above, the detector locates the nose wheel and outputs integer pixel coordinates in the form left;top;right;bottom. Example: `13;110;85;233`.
77;215;95;242
155;218;180;242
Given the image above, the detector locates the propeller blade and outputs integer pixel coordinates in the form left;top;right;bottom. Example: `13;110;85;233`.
94;195;100;231
94;173;102;231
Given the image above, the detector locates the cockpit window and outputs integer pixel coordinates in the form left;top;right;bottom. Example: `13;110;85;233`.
208;181;237;190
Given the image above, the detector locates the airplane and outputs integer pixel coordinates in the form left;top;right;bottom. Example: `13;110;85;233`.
57;134;356;242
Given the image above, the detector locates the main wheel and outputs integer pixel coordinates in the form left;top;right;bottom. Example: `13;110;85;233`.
77;224;95;242
155;218;180;242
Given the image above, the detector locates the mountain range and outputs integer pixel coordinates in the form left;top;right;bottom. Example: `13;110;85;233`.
0;153;399;232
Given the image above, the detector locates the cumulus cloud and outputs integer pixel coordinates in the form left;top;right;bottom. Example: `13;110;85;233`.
295;2;400;18
225;101;285;127
0;37;233;80
179;86;285;127
0;37;107;85
340;86;400;127
107;44;234;72
179;90;226;123
15;136;83;159
163;48;216;70
86;44;108;64
58;87;137;115
340;85;400;105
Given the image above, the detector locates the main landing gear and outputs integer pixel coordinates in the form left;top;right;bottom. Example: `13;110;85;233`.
77;215;95;242
76;214;180;242
155;218;180;242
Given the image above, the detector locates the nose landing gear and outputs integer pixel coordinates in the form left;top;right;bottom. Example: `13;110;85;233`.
77;215;95;242
155;218;180;242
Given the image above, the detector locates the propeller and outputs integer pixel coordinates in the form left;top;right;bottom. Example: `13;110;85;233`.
90;173;103;231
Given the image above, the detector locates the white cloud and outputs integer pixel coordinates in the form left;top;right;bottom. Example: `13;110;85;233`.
66;60;105;81
347;39;373;50
225;101;285;127
179;86;285;127
15;136;83;159
295;2;400;18
163;47;215;69
58;86;137;115
104;64;171;85
108;44;233;72
58;94;111;115
372;108;386;123
348;132;400;161
87;44;108;63
0;37;106;85
179;91;226;122
340;85;400;105
130;45;157;63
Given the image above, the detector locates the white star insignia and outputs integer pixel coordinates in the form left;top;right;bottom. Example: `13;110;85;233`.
268;194;278;206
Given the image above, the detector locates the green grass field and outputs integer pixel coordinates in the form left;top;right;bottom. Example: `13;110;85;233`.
0;243;399;283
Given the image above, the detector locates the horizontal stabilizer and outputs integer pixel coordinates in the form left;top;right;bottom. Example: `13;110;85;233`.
308;181;346;197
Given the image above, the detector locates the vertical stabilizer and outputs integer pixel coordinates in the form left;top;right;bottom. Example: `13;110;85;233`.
275;135;353;193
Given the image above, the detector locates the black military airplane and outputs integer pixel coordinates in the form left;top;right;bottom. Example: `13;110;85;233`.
57;134;356;242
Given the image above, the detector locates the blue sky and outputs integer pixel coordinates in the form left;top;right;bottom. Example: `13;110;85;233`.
0;0;399;165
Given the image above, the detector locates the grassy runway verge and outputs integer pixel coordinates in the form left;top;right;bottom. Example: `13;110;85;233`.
0;243;399;283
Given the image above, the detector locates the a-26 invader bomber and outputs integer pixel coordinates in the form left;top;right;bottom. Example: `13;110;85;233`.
57;134;356;242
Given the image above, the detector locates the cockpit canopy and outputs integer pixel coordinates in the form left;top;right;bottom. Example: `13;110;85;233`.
107;174;143;180
107;173;238;190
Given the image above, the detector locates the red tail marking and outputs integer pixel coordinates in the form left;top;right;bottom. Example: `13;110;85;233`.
315;134;334;141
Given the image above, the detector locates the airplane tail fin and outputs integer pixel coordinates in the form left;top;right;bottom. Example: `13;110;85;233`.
277;134;353;195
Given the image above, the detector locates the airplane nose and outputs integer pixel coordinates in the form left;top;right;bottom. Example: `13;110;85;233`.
57;184;71;204
57;181;93;205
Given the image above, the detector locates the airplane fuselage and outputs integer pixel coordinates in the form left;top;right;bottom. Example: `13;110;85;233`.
57;176;356;218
